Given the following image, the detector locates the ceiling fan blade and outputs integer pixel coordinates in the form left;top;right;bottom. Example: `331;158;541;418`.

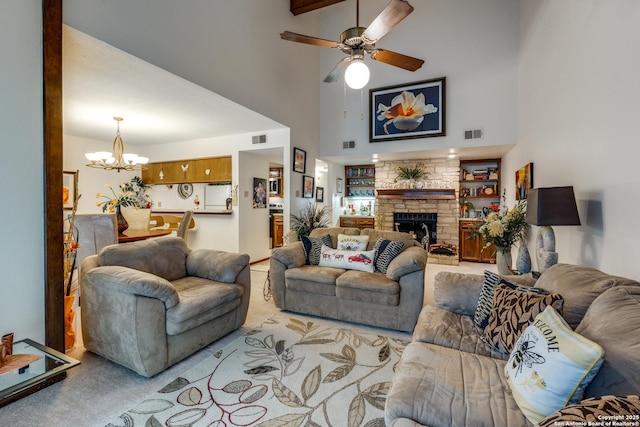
280;31;340;48
361;0;414;43
371;49;424;71
323;57;351;82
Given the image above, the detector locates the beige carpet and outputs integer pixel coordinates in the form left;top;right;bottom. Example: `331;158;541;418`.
0;260;490;426
106;313;410;427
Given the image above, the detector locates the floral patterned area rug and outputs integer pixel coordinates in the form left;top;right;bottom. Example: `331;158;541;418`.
106;314;409;427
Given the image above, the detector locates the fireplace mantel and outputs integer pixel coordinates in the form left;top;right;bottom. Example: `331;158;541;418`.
376;188;456;200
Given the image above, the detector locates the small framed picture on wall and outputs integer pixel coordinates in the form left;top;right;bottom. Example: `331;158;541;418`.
515;163;534;200
302;175;314;198
315;186;324;202
293;147;306;174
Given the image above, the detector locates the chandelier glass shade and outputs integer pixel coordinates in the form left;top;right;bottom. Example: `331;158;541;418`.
85;117;149;172
345;57;370;90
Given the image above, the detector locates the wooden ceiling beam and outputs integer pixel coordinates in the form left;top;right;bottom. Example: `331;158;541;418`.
290;0;346;16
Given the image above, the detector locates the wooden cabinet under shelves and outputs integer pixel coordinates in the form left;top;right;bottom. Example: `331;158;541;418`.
142;156;231;184
272;214;284;248
339;216;375;230
345;164;375;198
459;220;496;263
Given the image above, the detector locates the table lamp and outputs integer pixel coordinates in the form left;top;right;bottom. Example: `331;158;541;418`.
525;186;581;272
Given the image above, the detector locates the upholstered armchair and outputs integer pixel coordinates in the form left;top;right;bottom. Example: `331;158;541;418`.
80;236;250;377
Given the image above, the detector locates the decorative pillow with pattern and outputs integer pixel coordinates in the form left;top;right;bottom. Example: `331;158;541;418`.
474;271;549;330
482;283;564;354
372;238;404;274
336;234;369;251
537;395;640;426
300;234;332;265
318;245;375;273
505;306;605;424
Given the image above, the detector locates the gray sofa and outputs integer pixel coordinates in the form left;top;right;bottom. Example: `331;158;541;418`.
269;227;427;332
80;236;250;377
385;263;640;426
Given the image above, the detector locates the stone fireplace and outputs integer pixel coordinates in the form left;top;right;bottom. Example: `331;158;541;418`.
374;158;460;265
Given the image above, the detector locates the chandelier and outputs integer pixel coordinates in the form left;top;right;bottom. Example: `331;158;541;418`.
85;117;149;172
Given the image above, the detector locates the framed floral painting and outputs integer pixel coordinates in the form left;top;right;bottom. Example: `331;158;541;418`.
370;77;446;142
302;175;314;198
293;147;306;174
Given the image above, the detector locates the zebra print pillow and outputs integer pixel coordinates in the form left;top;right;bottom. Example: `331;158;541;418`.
372;238;404;274
300;234;332;265
537;395;640;426
473;271;549;330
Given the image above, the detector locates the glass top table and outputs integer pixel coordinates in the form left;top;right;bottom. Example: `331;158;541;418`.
0;339;80;405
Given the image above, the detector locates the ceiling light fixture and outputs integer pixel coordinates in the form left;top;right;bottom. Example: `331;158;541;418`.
85;117;149;172
344;53;370;90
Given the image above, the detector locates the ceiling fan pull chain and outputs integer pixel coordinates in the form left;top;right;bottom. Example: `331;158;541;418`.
360;87;364;120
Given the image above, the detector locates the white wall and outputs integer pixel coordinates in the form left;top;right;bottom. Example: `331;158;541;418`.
0;0;45;341
238;152;271;260
318;0;520;160
63;0;320;219
503;0;640;278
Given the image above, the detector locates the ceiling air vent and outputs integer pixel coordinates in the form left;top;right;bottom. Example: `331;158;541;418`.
342;140;356;149
252;134;267;144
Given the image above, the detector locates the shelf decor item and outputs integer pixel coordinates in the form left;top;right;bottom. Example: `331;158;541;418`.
370;77;446;142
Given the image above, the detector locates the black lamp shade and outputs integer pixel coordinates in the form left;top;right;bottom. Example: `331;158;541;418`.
526;186;581;226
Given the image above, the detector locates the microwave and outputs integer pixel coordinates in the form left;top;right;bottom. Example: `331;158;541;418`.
269;178;279;195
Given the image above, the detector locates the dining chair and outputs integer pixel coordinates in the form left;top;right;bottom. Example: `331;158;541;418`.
149;215;165;229
177;210;194;242
74;214;118;273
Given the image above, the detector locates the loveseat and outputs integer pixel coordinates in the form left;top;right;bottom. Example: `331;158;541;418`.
269;227;427;332
80;236;250;377
385;263;640;426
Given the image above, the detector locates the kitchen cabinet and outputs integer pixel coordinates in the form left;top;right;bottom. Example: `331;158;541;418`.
273;214;284;248
142;156;232;184
339;216;375;230
459;220;496;263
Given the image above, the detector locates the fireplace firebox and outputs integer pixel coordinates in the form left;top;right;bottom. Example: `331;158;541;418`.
393;213;437;248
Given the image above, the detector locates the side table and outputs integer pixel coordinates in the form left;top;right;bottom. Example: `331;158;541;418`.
0;339;80;407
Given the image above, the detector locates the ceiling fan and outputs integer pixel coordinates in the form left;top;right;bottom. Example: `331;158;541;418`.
281;0;424;89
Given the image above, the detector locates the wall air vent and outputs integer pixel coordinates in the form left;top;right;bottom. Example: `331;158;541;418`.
342;140;356;149
252;134;267;144
464;129;484;140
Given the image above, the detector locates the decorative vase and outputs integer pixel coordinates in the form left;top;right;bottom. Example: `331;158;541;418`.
64;292;76;351
121;207;151;231
516;244;532;274
496;247;514;275
115;205;129;235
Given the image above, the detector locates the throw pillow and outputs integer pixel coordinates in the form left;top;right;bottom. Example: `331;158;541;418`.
474;271;549;330
482;283;564;354
373;238;404;274
336;234;369;251
505;306;605;424
537;395;640;426
300;235;332;265
318;245;375;273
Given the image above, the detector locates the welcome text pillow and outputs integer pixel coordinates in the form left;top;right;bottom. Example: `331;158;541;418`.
318;245;375;273
336;234;369;251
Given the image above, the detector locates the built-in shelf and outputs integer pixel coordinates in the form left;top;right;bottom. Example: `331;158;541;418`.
376;188;456;200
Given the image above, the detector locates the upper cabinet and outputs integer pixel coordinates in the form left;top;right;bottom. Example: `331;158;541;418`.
142;156;232;184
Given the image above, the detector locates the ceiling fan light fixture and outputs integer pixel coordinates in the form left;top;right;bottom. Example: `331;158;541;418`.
345;58;370;89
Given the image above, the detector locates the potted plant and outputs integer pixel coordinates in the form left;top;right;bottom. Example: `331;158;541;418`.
290;201;330;238
121;176;153;230
396;162;429;188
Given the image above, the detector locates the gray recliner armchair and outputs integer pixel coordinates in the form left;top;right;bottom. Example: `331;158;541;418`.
80;236;250;377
